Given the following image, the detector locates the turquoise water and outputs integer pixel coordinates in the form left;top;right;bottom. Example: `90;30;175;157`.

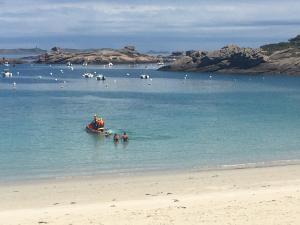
1;64;300;181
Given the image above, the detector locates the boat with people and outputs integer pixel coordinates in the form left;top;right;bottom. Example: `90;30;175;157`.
86;114;112;136
85;114;129;143
86;124;112;136
1;69;13;78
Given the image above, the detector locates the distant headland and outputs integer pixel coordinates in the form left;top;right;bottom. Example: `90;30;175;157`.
1;35;300;75
0;47;46;55
160;35;300;76
35;46;160;65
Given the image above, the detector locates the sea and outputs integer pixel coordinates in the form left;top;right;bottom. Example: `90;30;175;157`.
1;63;300;181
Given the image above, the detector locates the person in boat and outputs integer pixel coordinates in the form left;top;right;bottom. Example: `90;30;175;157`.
98;117;105;129
113;133;120;142
121;132;128;142
91;115;99;130
90;115;105;130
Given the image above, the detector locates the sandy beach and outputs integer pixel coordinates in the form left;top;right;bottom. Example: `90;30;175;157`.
0;165;299;225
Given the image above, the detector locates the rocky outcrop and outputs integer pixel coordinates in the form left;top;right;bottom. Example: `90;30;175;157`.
160;45;267;72
36;46;159;64
261;35;300;55
159;36;300;76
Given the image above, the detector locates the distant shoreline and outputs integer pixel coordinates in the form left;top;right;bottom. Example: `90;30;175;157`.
2;35;300;75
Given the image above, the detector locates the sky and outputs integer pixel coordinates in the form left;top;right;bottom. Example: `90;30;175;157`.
0;0;299;51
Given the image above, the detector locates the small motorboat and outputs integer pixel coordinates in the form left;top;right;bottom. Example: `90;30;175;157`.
86;124;112;136
1;69;13;78
82;72;94;78
96;74;106;81
140;74;150;79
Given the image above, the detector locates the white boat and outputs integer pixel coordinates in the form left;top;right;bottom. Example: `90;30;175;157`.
140;74;150;79
108;62;113;67
4;62;10;67
1;69;13;78
157;62;164;66
96;74;106;81
82;72;94;78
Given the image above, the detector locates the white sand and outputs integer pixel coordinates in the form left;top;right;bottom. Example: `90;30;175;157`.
0;165;300;225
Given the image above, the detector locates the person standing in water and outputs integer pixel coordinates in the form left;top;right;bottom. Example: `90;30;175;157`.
121;132;128;142
113;133;120;142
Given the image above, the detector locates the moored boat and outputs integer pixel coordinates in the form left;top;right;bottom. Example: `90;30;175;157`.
140;74;150;79
82;72;94;78
96;74;106;80
1;69;13;78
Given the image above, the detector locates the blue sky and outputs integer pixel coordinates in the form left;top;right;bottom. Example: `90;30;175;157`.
0;0;299;51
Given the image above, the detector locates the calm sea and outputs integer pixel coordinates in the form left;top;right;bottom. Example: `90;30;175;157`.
1;64;300;181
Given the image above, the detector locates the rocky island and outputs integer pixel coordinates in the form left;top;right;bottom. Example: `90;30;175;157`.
160;35;300;75
35;46;160;64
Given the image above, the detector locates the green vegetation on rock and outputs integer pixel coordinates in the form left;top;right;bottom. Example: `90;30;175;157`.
261;35;300;55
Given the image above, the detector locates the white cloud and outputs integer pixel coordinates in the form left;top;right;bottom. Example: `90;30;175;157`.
0;0;299;49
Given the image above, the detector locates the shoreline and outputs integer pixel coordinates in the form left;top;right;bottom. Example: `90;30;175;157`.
1;158;300;185
0;164;299;224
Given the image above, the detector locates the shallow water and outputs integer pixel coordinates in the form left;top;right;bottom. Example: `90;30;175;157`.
1;64;300;181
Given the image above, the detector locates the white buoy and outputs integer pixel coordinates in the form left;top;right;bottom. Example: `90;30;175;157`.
17;72;20;75
126;73;130;76
12;82;16;87
50;72;53;76
60;69;64;74
55;78;58;81
209;75;212;79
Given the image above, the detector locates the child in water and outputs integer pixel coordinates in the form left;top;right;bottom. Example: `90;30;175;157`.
113;132;128;143
121;132;128;142
113;133;120;142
